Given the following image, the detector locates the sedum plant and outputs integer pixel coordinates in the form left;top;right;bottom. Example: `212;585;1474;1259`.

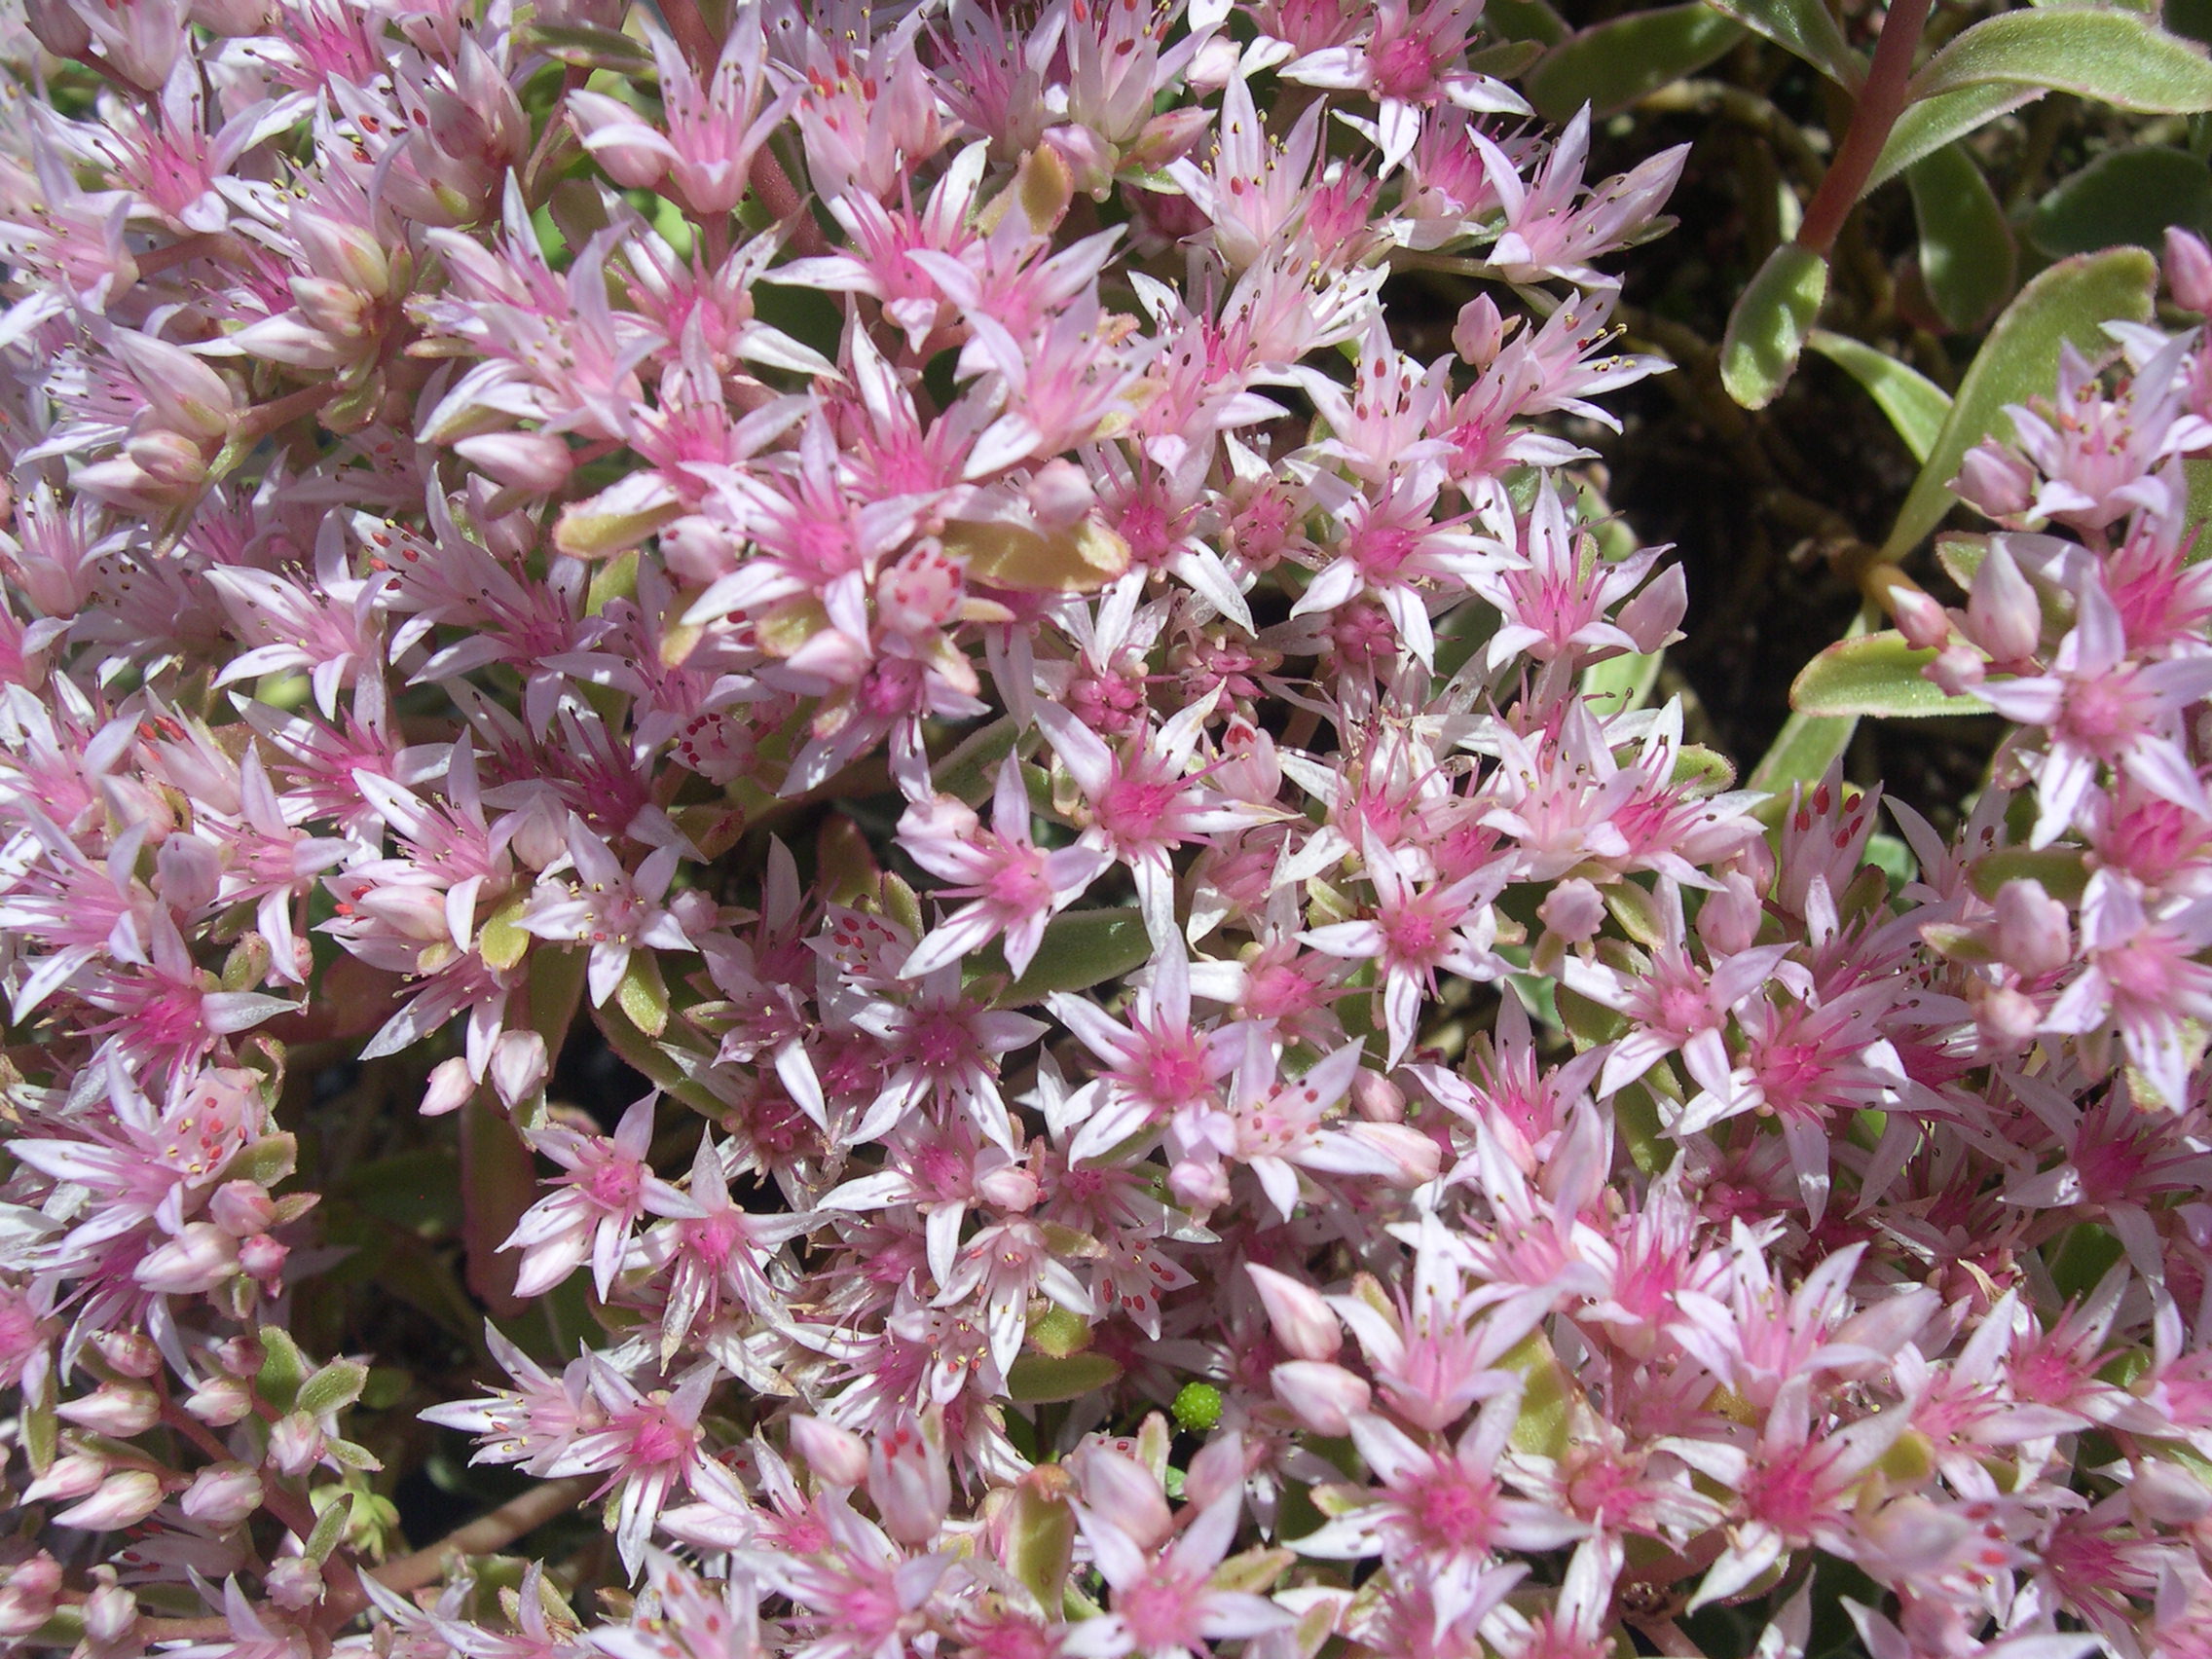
0;2;2211;1659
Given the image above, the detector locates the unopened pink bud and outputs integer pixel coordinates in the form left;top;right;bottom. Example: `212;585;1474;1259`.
790;1415;869;1488
55;1469;166;1531
1696;870;1763;957
1074;1447;1172;1551
491;1030;548;1111
1992;879;2070;979
238;1233;289;1286
56;1383;159;1437
184;1375;254;1427
1890;583;1953;652
1347;1123;1442;1187
1537;878;1605;944
269;1411;326;1476
422;1056;473;1118
1271;1360;1371;1436
265;1556;323;1610
1168;1157;1231;1210
290;276;372;343
1929;644;1986;697
2169;228;2212;313
1025;459;1094;530
293;211;391;299
1128;107;1210;170
1348;1070;1404;1124
1955;445;2035;520
181;1463;264;1529
134;1222;238;1295
24;1453;106;1503
567;92;673;191
23;0;92;56
124;428;213;493
210;1180;276;1237
868;1410;950;1548
455;432;572;495
1617;564;1687;653
91;1330;161;1379
1973;982;2041;1051
81;1576;138;1645
113;333;237;443
1042;124;1116;202
1186;33;1240;91
974;1164;1041;1211
1454;295;1507;367
1246;1264;1342;1361
1966;543;2041;664
0;1556;61;1639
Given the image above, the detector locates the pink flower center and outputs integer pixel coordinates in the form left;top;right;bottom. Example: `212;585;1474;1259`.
584;1156;644;1213
1370;32;1441;100
1409;1466;1494;1550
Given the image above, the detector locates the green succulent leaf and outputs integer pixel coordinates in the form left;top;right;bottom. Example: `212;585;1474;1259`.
1906;142;2016;332
2028;145;2212;258
1526;3;1747;121
1721;242;1828;409
1867;84;2045;197
1790;632;1995;718
1907;9;2212;111
1706;0;1866;86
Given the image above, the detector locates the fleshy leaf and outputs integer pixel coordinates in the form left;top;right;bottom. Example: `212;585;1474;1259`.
1906;142;2016;332
2027;145;2212;258
1880;246;2157;562
1705;0;1865;86
1720;242;1827;409
1790;631;1995;718
1907;9;2212;111
994;908;1152;1005
1867;85;2045;198
1526;3;1747;121
1806;330;1951;462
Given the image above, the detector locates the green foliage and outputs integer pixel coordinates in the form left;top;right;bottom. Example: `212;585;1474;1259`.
1526;3;1747;121
1791;632;1994;718
1907;7;2212;110
1805;330;1951;461
2028;144;2212;257
1721;242;1828;408
1906;143;2016;331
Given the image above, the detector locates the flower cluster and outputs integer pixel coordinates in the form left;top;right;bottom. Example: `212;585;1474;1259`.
1;3;2211;1659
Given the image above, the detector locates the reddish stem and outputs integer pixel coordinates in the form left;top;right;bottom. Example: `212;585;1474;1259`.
1793;0;1938;258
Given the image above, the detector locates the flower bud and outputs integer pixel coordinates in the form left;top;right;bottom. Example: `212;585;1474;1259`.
56;1383;160;1437
1537;878;1605;945
184;1374;254;1427
0;1555;61;1639
567;92;673;190
1965;542;2041;665
1955;445;2035;521
26;1454;108;1505
1041;124;1114;203
81;1574;138;1645
293;210;391;300
2169;228;2212;313
789;1415;869;1489
1246;1264;1342;1361
181;1462;264;1529
269;1410;326;1477
1972;982;2041;1052
868;1410;950;1548
1167;1157;1231;1211
1928;643;1987;697
1890;582;1953;651
1348;1069;1404;1124
1186;33;1240;91
491;1030;548;1112
455;432;573;495
55;1468;166;1531
238;1233;289;1286
289;276;373;343
210;1180;276;1237
23;0;92;56
265;1556;323;1611
974;1163;1041;1212
421;1055;473;1118
112;333;237;444
1992;879;2070;979
134;1223;238;1295
1270;1361;1371;1437
1024;459;1094;530
1454;295;1508;367
1346;1122;1443;1187
1696;870;1763;957
156;833;220;915
124;428;214;494
91;1330;161;1380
